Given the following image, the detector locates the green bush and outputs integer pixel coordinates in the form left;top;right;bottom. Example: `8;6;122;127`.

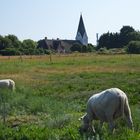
71;43;82;52
0;47;21;56
126;41;140;54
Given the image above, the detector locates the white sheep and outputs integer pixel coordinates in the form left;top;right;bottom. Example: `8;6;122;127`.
0;79;15;91
79;88;133;133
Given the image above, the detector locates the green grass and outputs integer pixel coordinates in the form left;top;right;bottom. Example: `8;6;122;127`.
0;54;140;139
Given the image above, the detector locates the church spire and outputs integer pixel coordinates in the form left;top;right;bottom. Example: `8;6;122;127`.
76;14;88;45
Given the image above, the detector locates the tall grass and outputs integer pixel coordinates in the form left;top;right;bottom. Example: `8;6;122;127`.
0;54;140;139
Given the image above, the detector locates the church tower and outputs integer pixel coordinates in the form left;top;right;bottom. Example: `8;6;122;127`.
76;14;88;45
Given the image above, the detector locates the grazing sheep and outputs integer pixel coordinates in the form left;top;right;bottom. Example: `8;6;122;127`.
79;88;133;134
0;79;15;91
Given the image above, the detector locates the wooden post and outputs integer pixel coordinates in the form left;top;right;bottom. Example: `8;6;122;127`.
49;46;52;63
19;53;23;62
49;52;52;62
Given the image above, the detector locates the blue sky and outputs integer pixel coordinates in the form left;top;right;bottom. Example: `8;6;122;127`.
0;0;139;44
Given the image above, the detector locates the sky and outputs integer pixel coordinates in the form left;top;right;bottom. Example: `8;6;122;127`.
0;0;140;44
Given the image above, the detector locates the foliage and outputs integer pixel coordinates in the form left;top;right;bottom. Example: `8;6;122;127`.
119;26;135;47
1;25;140;55
97;48;126;54
0;47;21;56
0;35;44;55
22;39;36;50
5;34;22;49
97;26;140;53
98;32;121;49
84;43;95;52
0;35;6;50
0;89;12;124
71;43;95;53
0;35;13;51
128;31;140;41
19;39;37;55
126;41;140;54
71;43;82;52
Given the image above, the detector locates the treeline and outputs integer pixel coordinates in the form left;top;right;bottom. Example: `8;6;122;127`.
0;25;140;56
0;34;95;56
97;26;140;54
0;35;49;56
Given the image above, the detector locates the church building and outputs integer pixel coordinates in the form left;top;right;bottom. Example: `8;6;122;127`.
76;14;88;45
37;14;88;53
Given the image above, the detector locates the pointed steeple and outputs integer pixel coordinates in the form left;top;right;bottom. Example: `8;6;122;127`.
76;14;88;45
77;14;86;37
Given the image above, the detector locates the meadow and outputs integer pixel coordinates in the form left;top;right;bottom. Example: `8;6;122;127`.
0;53;140;140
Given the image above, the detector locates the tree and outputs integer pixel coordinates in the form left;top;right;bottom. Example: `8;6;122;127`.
0;35;5;50
22;39;36;50
97;26;140;51
119;26;135;47
97;32;110;49
109;33;121;49
120;26;135;36
21;39;37;55
0;34;22;55
126;41;140;54
97;32;119;49
0;36;13;49
5;34;21;48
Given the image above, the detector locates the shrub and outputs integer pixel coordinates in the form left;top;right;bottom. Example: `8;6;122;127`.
0;47;21;56
97;47;108;54
70;43;82;52
126;41;140;54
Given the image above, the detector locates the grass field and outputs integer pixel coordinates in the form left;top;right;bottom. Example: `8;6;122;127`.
0;54;140;140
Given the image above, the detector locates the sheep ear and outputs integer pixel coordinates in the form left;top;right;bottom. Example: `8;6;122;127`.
78;117;82;121
78;116;84;121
